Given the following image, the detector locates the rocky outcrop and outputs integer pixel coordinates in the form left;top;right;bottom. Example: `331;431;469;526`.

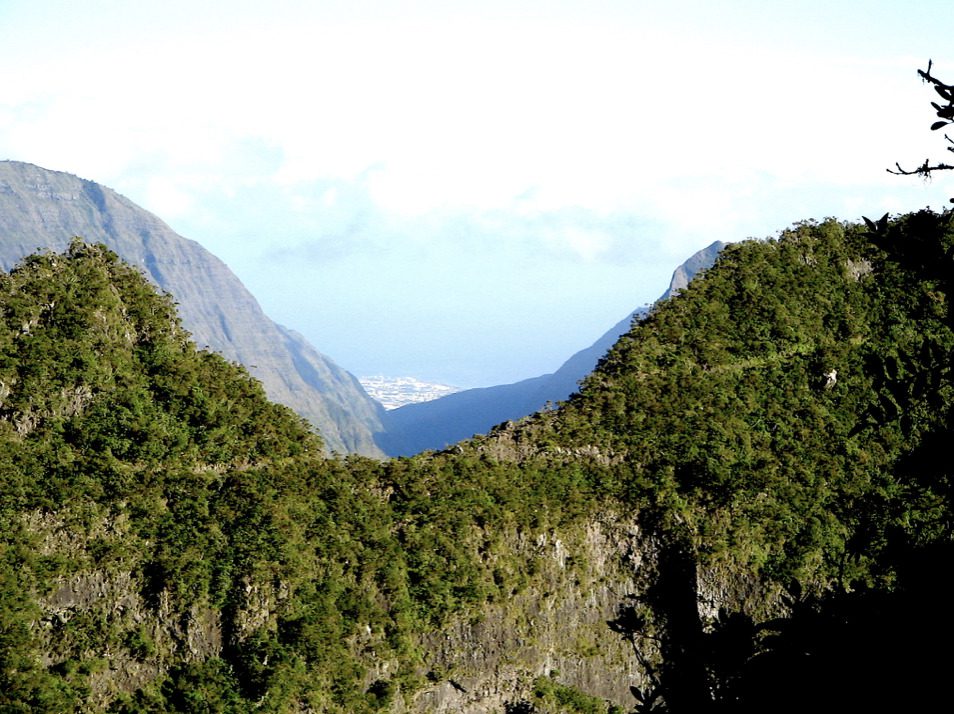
0;160;386;455
21;498;782;713
401;510;786;713
409;515;647;712
25;509;222;707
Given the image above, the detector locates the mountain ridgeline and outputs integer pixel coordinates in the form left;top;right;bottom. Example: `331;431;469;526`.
377;241;725;456
2;211;954;712
0;161;386;456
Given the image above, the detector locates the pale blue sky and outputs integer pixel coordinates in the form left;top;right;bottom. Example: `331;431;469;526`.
1;1;952;386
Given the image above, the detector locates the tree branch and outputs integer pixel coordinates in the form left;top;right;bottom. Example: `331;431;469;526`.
887;159;954;176
891;61;954;199
917;59;954;96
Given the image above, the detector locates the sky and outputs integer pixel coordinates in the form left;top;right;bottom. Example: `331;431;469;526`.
1;0;953;387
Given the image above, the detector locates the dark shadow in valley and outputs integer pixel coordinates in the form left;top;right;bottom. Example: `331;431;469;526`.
603;539;954;713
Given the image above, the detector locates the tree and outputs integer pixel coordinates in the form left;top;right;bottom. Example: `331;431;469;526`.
889;60;954;198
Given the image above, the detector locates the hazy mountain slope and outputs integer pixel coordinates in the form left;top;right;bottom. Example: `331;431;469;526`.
0;160;385;455
378;240;725;456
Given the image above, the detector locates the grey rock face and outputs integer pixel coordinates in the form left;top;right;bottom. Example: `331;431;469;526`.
0;160;385;456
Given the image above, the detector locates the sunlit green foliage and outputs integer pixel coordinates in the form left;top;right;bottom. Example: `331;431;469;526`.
529;673;625;713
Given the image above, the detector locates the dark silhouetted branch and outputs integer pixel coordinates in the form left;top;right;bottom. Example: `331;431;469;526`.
891;61;954;200
887;159;954;177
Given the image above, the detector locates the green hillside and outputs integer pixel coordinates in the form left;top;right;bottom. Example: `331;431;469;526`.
2;211;953;712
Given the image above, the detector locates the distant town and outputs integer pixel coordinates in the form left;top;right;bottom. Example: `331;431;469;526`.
359;376;461;410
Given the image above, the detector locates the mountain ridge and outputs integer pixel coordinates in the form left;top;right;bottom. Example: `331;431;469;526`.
0;160;386;456
377;240;725;456
0;160;729;458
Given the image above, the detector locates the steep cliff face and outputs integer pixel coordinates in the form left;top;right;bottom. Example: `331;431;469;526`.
418;532;790;714
21;502;779;713
407;514;647;713
0;160;385;455
25;509;222;709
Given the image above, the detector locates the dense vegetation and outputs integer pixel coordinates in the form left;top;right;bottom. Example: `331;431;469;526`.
561;212;953;584
544;211;954;710
0;241;603;712
2;210;954;712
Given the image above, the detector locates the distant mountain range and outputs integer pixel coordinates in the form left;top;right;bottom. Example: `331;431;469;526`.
0;161;386;456
375;240;725;456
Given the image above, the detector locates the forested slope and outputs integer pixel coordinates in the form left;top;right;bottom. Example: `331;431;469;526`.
503;211;954;710
2;211;953;712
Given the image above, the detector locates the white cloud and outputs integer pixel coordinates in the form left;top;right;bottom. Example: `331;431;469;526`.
143;177;195;220
1;7;935;226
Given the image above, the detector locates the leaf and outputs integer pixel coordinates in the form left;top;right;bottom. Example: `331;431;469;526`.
863;214;889;233
931;121;949;131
